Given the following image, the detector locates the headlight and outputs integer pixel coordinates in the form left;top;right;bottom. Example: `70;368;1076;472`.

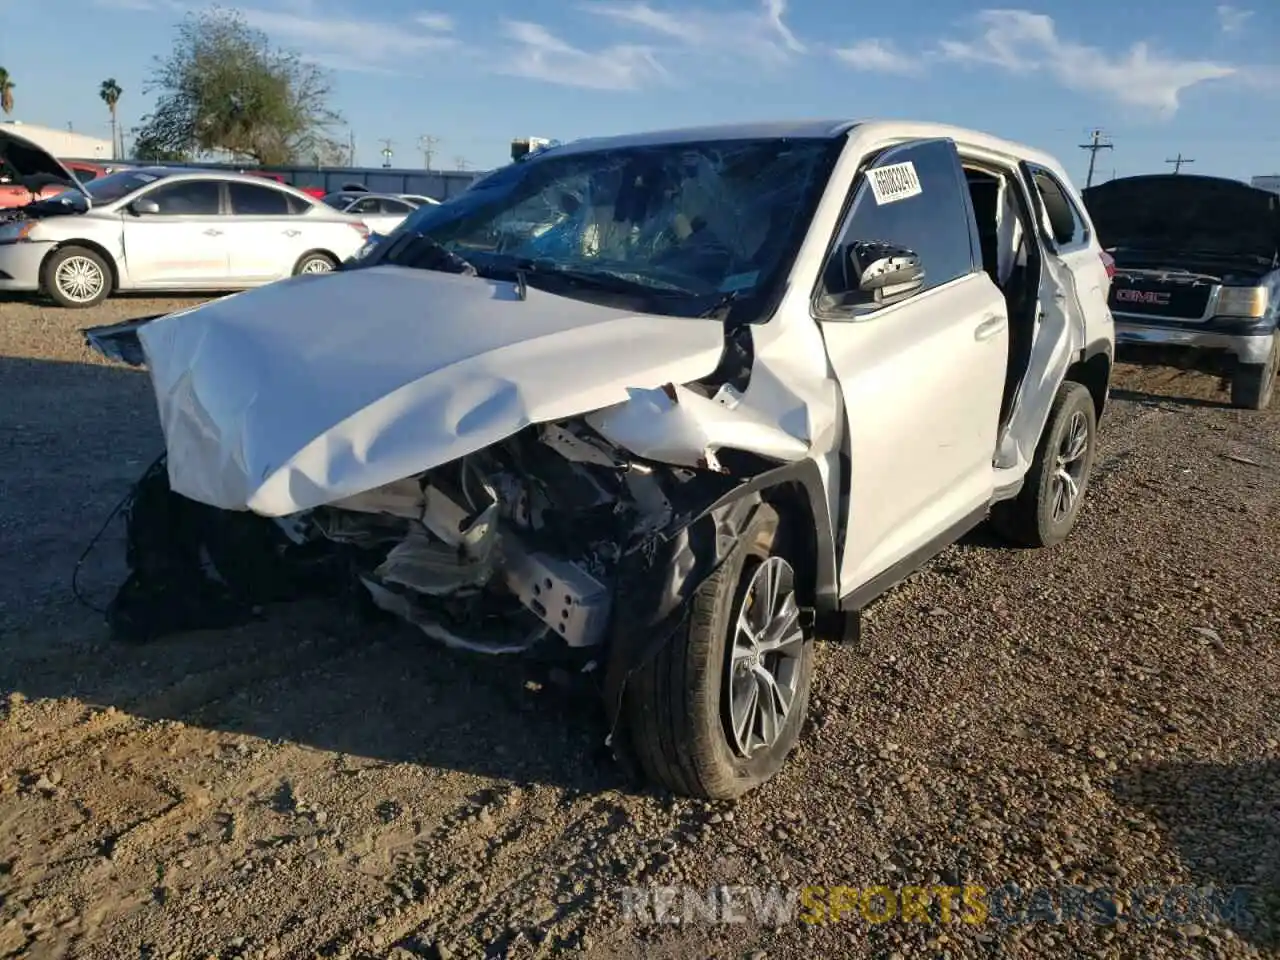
1217;286;1268;319
0;220;36;244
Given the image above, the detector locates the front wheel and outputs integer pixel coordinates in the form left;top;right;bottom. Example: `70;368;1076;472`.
1230;338;1277;410
42;245;112;308
992;381;1098;548
623;503;815;800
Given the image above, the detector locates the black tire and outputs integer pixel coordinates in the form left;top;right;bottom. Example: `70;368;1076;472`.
623;503;815;800
992;381;1098;548
41;245;112;308
293;251;337;276
1230;339;1277;410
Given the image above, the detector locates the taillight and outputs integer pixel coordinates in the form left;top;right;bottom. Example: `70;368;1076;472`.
350;222;370;239
1099;250;1116;279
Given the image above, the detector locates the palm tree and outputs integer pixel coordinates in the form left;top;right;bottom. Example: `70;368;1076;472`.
0;68;14;116
99;78;123;159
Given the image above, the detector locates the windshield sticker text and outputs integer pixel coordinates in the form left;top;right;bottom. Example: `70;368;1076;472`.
868;162;923;206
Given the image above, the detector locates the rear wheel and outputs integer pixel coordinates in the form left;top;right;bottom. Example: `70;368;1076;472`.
623;504;815;800
294;252;337;276
42;245;112;308
992;381;1098;548
1230;339;1277;410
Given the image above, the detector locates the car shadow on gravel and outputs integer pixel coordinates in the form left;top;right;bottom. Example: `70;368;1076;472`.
1113;760;1280;949
1112;349;1235;409
0;353;639;797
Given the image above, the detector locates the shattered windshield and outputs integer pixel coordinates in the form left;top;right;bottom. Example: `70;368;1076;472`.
383;137;840;317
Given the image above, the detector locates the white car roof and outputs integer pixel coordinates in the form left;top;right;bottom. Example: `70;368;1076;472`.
539;119;1073;185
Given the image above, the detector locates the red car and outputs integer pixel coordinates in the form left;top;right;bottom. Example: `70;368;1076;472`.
0;132;79;208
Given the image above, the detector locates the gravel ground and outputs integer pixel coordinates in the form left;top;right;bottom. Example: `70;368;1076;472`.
1;293;1278;960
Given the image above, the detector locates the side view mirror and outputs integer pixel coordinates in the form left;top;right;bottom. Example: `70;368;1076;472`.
130;199;161;216
848;240;925;303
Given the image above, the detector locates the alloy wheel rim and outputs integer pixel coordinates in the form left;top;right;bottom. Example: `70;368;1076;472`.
1051;410;1090;523
724;556;805;757
301;258;333;274
55;256;105;303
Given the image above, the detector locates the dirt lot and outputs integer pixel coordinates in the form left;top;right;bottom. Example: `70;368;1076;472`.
1;293;1278;960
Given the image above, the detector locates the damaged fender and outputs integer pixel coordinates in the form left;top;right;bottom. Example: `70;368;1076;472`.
600;456;839;740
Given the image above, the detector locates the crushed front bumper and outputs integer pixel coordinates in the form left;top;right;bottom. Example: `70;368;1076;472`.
1114;318;1276;366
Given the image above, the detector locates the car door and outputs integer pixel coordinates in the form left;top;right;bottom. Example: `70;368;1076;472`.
223;181;311;281
373;196;415;233
121;179;229;285
993;163;1100;472
816;138;1010;593
347;195;386;231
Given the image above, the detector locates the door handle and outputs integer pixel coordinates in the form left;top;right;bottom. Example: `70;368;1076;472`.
204;228;223;236
974;315;1007;342
283;229;300;237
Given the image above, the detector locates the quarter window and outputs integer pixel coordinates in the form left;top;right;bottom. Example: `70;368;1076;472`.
144;181;221;216
819;138;977;314
1028;166;1088;249
228;182;292;216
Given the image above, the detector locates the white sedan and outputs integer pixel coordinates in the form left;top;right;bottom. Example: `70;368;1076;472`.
320;192;420;235
0;134;371;308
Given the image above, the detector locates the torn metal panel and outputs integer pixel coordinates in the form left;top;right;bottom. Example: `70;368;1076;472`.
586;381;810;472
82;315;166;368
133;265;727;517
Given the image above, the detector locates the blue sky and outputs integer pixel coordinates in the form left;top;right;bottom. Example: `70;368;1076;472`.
2;0;1277;180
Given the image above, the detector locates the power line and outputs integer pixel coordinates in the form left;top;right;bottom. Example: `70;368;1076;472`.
1078;129;1114;189
1165;153;1195;174
417;134;441;171
453;155;470;171
378;138;394;169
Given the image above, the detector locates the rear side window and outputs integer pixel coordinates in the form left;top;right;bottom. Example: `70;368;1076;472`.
819;138;977;313
1028;166;1089;249
228;182;292;216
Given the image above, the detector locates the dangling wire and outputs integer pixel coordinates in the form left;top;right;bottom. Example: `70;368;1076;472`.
71;452;164;615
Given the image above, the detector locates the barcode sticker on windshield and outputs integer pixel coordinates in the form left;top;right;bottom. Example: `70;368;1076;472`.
867;161;922;205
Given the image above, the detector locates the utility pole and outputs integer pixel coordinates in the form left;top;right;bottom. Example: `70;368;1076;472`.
417;134;440;171
347;130;357;167
1078;128;1114;189
379;138;394;169
453;155;469;171
1165;153;1195;174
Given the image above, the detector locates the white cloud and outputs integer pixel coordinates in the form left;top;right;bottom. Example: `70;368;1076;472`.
236;6;458;73
1216;4;1252;34
584;0;805;66
497;20;666;90
937;10;1235;115
833;39;924;77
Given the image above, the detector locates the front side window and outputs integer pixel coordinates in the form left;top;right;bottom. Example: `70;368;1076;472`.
818;139;977;315
380;198;414;214
143;181;221;216
382;136;841;318
228;182;292;216
351;197;380;214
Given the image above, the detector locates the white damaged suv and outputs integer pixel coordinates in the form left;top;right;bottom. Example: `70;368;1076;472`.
86;120;1115;799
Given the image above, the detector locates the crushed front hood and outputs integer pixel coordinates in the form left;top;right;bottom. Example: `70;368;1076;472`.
1082;174;1279;264
136;266;728;516
0;125;89;199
